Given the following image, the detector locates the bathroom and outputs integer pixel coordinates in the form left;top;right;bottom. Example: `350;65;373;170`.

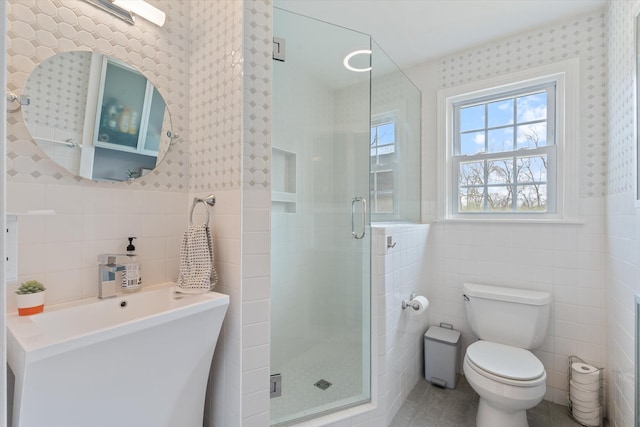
0;0;637;426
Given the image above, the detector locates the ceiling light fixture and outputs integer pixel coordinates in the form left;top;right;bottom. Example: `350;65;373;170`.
82;0;166;27
343;49;372;72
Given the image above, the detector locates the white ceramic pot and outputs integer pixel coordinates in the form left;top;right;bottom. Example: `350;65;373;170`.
16;291;46;316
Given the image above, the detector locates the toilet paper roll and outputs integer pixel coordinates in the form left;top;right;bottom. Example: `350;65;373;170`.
571;397;600;412
570;383;599;403
408;295;429;314
571;362;600;385
572;405;601;426
570;378;600;392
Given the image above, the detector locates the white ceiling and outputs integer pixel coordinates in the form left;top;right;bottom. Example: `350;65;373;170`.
275;0;607;71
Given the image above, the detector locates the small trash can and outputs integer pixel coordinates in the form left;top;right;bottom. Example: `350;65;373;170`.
424;325;461;389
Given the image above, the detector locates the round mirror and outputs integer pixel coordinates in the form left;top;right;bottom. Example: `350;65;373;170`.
22;51;172;182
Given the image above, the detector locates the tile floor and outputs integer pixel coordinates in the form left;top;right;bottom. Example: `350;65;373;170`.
390;375;603;427
270;334;365;425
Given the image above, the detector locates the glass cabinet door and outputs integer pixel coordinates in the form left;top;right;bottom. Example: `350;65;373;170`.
95;59;166;157
97;61;146;150
141;87;167;154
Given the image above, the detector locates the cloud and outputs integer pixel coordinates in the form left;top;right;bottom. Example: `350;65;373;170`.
517;94;547;122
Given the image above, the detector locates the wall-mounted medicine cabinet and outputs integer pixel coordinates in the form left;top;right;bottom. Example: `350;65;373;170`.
94;59;167;157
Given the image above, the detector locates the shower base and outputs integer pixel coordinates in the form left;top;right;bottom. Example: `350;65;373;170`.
270;335;368;426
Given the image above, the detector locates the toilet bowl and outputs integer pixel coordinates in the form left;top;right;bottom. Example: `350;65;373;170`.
463;341;546;427
462;283;551;427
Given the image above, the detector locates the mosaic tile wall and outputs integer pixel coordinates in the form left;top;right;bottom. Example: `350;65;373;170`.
606;1;637;198
6;0;189;190
243;0;271;191
439;12;607;199
22;51;90;136
605;1;640;426
189;0;243;192
20;51;91;175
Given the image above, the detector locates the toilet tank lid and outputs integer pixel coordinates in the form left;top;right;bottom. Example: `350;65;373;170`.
463;283;551;306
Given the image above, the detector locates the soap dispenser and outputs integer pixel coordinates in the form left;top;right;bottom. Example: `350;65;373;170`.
122;237;141;292
127;237;136;254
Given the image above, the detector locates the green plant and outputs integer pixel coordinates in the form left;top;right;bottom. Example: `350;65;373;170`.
16;280;46;295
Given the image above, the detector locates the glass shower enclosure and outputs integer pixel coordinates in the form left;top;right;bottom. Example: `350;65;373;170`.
271;7;421;426
271;8;372;426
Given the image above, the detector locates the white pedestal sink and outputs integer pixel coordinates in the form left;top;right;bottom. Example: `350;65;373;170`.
7;283;229;427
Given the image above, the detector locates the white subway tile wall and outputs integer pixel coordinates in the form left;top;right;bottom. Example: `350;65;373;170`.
409;8;607;410
7;182;186;311
605;1;640;426
373;225;430;425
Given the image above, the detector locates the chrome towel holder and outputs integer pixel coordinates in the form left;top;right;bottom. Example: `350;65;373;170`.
189;194;216;226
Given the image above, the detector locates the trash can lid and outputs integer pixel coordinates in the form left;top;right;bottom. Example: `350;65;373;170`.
425;326;460;345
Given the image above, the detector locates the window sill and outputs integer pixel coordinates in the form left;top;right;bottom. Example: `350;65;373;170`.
435;217;584;225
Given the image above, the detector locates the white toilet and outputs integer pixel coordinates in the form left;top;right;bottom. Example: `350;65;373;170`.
462;282;551;427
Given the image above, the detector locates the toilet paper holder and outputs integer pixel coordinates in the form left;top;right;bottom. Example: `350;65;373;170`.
402;292;419;310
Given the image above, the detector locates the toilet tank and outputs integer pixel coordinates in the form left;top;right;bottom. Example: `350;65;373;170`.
463;283;551;349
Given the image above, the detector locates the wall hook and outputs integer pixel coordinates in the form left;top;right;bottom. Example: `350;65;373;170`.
386;236;397;249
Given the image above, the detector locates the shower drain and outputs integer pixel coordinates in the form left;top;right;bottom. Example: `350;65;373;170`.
314;379;332;390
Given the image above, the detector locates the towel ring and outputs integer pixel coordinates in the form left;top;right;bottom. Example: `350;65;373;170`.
189;194;216;226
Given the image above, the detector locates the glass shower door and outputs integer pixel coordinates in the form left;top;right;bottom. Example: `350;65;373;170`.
271;8;371;426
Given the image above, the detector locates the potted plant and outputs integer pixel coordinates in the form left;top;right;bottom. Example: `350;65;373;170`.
15;280;46;316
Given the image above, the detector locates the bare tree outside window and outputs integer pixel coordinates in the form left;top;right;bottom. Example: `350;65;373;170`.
454;85;554;214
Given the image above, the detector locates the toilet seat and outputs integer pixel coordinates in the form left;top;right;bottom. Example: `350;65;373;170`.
466;341;546;387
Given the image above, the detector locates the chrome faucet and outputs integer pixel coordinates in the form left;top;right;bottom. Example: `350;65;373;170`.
98;255;126;299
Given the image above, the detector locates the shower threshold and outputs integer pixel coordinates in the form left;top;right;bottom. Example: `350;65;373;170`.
270;394;370;427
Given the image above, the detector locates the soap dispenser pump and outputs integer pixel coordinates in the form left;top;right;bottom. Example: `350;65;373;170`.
127;237;136;254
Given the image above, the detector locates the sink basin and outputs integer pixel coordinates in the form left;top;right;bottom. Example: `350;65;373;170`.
7;283;229;427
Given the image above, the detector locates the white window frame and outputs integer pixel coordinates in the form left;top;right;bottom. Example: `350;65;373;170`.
437;59;580;222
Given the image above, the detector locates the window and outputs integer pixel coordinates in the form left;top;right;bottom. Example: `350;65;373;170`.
438;59;579;221
370;120;396;214
454;84;556;213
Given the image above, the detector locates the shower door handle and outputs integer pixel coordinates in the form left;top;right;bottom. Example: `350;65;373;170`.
351;197;366;239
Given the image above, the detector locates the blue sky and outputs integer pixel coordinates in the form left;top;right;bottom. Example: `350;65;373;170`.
459;92;547;155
